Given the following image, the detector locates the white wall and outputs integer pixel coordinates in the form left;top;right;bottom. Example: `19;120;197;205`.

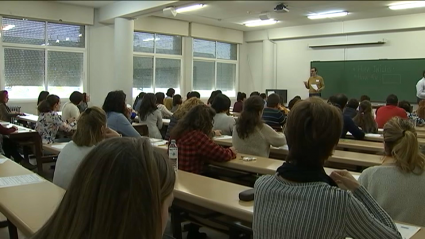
239;41;263;95
87;9;115;107
242;13;425;101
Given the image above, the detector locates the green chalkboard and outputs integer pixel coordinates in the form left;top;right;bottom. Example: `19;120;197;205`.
311;59;425;103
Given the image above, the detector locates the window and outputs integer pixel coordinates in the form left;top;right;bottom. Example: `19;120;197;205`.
193;39;238;97
1;17;86;99
133;32;182;96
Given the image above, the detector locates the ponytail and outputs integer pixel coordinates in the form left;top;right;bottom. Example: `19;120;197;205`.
383;117;425;174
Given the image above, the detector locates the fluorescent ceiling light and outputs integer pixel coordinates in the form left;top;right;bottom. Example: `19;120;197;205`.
176;4;205;13
308;11;348;20
244;19;279;27
2;25;15;31
389;1;425;10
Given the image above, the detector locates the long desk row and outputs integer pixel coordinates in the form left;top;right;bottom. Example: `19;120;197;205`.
1;153;424;239
213;137;383;167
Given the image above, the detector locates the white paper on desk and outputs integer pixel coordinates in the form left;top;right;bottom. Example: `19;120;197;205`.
353;175;359;180
0;158;8;164
311;84;319;91
0;174;44;188
215;135;232;140
152;140;168;146
149;138;162;143
365;133;382;138
396;223;421;239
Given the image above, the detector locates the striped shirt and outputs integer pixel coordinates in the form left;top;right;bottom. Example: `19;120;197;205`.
253;174;401;239
262;108;286;131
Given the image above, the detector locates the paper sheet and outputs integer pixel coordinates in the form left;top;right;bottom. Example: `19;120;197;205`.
0;158;8;164
215;135;232;140
365;133;382;138
396;223;421;239
353;175;359;180
152;140;168;146
311;84;319;91
0;174;44;188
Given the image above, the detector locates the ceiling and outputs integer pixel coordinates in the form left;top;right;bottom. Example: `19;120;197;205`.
57;1;114;8
150;1;425;31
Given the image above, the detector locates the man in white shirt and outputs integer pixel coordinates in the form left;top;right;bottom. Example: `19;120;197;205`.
416;71;425;103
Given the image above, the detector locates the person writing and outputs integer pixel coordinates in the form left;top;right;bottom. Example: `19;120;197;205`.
416;70;425;103
303;67;325;97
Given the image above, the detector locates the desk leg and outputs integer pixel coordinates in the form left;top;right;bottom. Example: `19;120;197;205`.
171;208;183;239
7;219;18;239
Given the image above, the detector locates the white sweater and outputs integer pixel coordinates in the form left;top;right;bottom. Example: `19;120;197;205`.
232;124;286;157
62;102;80;121
359;165;425;227
53;141;95;190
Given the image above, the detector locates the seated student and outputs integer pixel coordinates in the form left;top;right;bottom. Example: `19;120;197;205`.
250;91;260;97
165;98;204;140
0;125;35;169
36;95;76;144
262;94;286;131
62;91;83;122
155;92;173;118
353;100;378;133
77;93;90;113
169;105;237;174
171;94;182;113
260;93;267;106
37;91;50;107
288;96;301;110
343;98;359;118
102;90;140;137
360;95;371;102
32;137;176;239
0;90;24;122
359;117;425;227
329;94;365;140
133;92;146;111
211;94;235;136
138;93;163;139
233;92;246;113
233;96;286;157
416;100;425;121
398;100;425;126
253;97;402;239
53;107;120;189
187;91;201;99
207;90;222;105
376;94;407;128
164;88;175;110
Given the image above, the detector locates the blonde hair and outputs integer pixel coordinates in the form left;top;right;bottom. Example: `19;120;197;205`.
383;117;425;174
173;97;204;119
73;106;106;147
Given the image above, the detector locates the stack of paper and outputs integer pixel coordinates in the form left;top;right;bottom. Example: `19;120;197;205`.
215;135;232;140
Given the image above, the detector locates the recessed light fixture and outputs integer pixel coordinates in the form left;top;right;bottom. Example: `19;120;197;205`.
389;1;425;10
307;11;348;20
244;19;279;27
2;25;15;31
176;4;206;13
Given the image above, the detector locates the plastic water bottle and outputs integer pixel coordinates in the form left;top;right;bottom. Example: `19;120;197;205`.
169;140;178;172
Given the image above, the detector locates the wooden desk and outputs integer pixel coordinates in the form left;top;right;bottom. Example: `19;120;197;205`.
133;117;170;126
378;128;425;138
175;170;252;222
0;156;65;238
16;114;38;124
213;137;383;167
337;138;383;153
347;132;425;144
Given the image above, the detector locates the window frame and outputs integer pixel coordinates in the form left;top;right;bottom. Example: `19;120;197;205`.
132;31;183;95
0;16;87;100
192;38;239;98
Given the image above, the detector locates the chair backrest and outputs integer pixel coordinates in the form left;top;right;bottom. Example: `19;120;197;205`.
132;123;149;136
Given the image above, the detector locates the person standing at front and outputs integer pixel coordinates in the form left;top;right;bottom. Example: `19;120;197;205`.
416;71;425;103
304;67;325;97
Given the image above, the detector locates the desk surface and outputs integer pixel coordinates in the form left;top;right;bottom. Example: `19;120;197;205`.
175;170;253;222
17;114;38;124
213;137;383;167
0;156;65;236
0;122;35;134
347;132;425;144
